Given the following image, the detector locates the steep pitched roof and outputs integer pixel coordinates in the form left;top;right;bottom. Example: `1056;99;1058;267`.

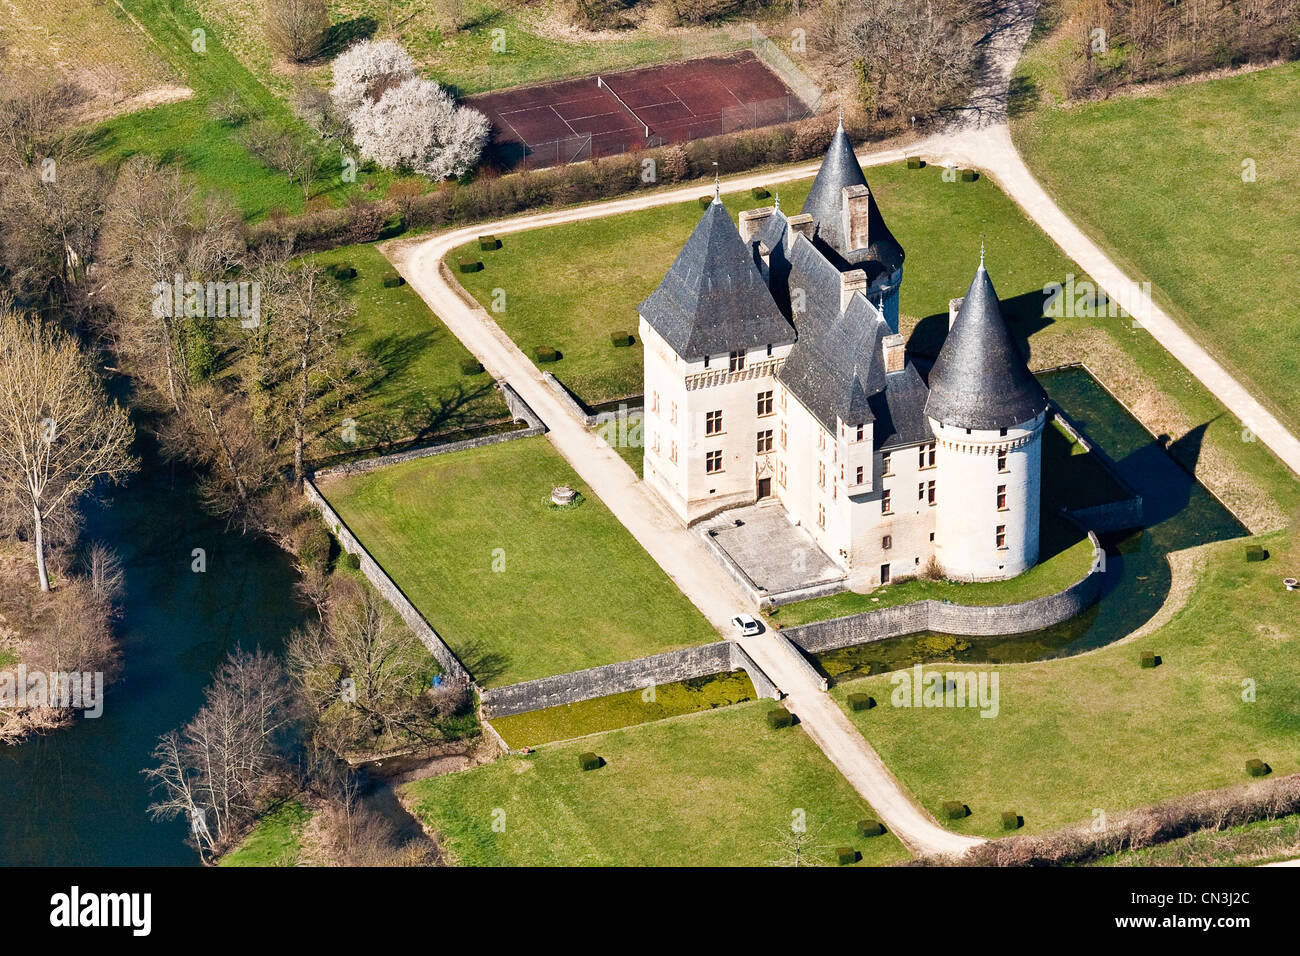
924;262;1048;430
870;364;934;450
800;123;904;276
640;198;794;360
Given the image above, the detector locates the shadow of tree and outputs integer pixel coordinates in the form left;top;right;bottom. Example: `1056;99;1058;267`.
321;17;379;59
453;637;509;686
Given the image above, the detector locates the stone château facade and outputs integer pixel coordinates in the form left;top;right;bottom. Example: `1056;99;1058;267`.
639;121;1048;586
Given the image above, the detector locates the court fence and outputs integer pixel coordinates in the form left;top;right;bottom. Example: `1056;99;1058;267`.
508;93;815;171
747;22;824;112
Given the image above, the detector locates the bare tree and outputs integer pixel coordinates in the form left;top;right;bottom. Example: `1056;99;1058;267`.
144;649;295;863
266;0;330;63
0;307;137;590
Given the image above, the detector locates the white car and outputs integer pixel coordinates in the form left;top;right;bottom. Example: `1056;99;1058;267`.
731;613;762;636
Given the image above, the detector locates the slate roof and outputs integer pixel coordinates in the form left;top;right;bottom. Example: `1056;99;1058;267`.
639;198;795;360
800;122;905;279
870;364;934;450
924;262;1049;430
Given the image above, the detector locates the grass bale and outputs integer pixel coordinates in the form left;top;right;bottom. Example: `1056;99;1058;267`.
1140;651;1161;668
330;263;357;281
459;358;485;376
381;272;406;288
857;820;886;837
458;258;483;273
1246;759;1271;777
847;693;876;712
578;752;603;771
1246;544;1268;562
610;332;634;348
478;235;502;251
698;196;713;208
835;846;857;865
766;707;793;729
534;346;560;364
905;156;924;169
960;168;979;182
1001;811;1023;830
751;186;770;199
942;801;970;820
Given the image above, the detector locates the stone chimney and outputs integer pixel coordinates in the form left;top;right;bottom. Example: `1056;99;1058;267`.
948;297;964;330
787;212;815;241
882;333;905;373
840;269;867;312
739;206;775;244
841;184;871;252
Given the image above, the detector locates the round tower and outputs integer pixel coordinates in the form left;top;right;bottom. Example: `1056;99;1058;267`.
924;256;1049;581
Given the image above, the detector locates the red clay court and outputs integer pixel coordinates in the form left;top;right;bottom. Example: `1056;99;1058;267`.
466;51;812;169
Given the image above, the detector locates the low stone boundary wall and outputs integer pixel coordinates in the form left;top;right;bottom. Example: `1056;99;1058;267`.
480;640;780;718
782;533;1104;656
313;383;545;480
541;371;599;426
773;633;827;691
303;479;471;683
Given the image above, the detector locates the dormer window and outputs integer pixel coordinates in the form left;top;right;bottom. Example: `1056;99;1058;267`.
729;351;746;372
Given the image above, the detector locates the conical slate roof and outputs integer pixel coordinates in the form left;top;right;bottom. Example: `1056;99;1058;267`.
640;197;794;361
801;122;904;272
924;262;1048;430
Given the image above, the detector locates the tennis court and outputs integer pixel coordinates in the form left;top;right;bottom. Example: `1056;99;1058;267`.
467;51;811;170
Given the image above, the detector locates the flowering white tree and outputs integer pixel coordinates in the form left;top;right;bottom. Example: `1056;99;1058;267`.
329;39;417;118
351;77;489;180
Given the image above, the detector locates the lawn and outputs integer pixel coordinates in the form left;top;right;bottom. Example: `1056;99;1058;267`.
219;802;312;867
305;244;509;459
831;528;1300;839
86;0;392;219
490;669;756;748
1013;58;1300;439
406;701;912;866
319;435;718;687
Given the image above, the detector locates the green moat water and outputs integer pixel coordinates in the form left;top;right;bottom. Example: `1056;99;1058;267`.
817;365;1248;682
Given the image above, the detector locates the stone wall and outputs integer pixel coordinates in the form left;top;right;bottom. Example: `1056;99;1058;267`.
303;479;472;683
313;383;544;480
541;371;599;426
481;640;780;718
783;533;1104;655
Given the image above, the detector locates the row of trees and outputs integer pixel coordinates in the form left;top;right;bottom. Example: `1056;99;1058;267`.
1059;0;1300;96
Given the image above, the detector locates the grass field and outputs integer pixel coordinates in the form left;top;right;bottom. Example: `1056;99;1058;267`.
219;802;311;866
1013;59;1300;439
832;529;1300;839
490;669;756;748
306;244;509;458
319;436;718;687
406;701;912;866
0;0;176;115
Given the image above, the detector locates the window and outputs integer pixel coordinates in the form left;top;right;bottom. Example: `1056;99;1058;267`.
757;430;773;454
817;503;825;529
705;409;722;435
918;483;925;501
652;391;660;414
928;443;936;468
757;390;774;417
779;461;787;488
856;424;865;441
704;355;710;368
779;388;787;412
817;461;826;488
929;531;935;542
919;445;926;469
1000;427;1008;437
996;525;1007;549
780;421;787;449
997;484;1007;510
705;450;722;474
882;535;892;549
882;452;892;475
729;350;746;372
855;465;864;485
881;489;892;514
997;453;1008;473
919;442;936;468
766;343;773;357
927;480;936;505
